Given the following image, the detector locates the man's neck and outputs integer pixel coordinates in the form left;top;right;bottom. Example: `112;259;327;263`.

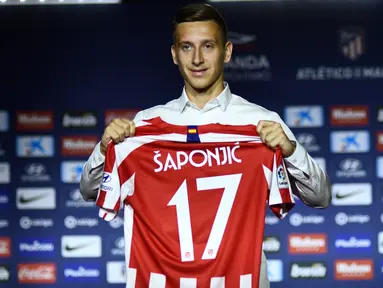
184;80;225;109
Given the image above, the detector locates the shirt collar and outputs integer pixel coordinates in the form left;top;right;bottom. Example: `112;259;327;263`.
176;81;232;113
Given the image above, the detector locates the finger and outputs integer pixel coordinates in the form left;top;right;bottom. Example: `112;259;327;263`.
268;134;285;149
109;123;126;142
107;128;122;143
264;129;280;145
257;120;274;133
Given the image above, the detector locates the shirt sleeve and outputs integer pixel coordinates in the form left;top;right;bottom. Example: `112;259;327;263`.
95;142;122;221
267;149;295;219
269;111;332;208
79;111;144;201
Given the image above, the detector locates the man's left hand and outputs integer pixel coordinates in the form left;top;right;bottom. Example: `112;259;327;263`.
256;120;296;158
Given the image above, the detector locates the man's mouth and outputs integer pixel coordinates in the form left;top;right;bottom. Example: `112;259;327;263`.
190;69;208;76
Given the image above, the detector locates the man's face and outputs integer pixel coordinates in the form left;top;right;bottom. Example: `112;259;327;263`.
171;21;232;92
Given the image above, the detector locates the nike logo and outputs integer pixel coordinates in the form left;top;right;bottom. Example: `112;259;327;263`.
335;189;364;200
64;242;92;252
19;192;49;204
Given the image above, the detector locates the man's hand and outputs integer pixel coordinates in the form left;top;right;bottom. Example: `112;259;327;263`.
256;120;296;158
100;118;135;156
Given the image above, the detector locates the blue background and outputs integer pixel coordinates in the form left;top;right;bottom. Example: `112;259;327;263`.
1;1;383;287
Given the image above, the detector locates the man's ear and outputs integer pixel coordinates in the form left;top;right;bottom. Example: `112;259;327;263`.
171;45;178;65
224;41;233;64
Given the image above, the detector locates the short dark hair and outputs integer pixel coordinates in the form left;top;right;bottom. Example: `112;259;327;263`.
172;3;228;46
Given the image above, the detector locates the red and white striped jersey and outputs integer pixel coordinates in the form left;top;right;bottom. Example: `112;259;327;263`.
96;117;295;288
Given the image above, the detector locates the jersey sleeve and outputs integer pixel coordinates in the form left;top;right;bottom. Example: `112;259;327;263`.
267;149;295;219
95;141;122;221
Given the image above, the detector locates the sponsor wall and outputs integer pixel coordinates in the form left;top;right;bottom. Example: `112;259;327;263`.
1;2;383;288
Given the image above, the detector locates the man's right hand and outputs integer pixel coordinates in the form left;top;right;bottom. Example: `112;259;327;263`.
100;118;135;156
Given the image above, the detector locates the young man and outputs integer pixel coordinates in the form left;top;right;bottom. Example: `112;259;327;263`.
80;3;331;287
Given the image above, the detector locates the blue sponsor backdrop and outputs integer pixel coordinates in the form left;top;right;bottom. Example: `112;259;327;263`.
1;1;383;287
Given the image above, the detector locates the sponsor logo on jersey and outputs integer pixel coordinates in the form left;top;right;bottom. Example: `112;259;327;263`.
104;109;139;126
16;136;55;157
334;234;372;253
61;161;85;183
0;237;11;258
21;163;52;182
61;235;102;258
289;262;327;279
262;236;281;253
277;164;288;189
334;259;373;280
289;213;325;227
16;188;56;210
106;261;126;284
19;217;54;230
63;263;101;282
330;106;368;126
64;216;99;229
0;266;10;282
18;238;56;255
0;163;10;184
62;112;98;128
335;212;370;226
0;111;9;132
61;136;98;156
330;131;369;153
288;234;327;254
331;183;372;206
17;263;56;284
16;111;54;130
284;106;324;128
266;260;283;282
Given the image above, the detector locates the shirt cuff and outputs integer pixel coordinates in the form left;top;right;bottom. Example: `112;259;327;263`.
283;141;309;174
90;142;105;169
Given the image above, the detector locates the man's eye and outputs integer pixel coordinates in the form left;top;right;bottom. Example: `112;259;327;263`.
205;44;213;49
182;45;191;51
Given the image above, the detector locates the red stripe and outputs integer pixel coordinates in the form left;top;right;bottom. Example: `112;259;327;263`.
113;197;121;214
135;117;260;137
104;142;116;172
96;190;106;207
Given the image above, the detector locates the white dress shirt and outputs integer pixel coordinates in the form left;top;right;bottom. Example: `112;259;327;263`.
80;82;331;288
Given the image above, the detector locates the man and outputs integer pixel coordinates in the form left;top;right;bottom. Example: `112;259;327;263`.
80;3;331;287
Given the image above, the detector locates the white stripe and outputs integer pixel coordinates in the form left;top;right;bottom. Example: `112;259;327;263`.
149;273;166;288
121;173;136;201
210;277;225;288
180;277;197;288
124;205;134;275
262;165;272;190
200;133;261;143
240;274;252;287
126;268;137;288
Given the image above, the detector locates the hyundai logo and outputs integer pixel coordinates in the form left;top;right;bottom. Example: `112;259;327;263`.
103;173;111;183
340;159;362;172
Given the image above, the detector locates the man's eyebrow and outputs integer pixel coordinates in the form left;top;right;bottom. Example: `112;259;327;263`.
178;39;217;46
